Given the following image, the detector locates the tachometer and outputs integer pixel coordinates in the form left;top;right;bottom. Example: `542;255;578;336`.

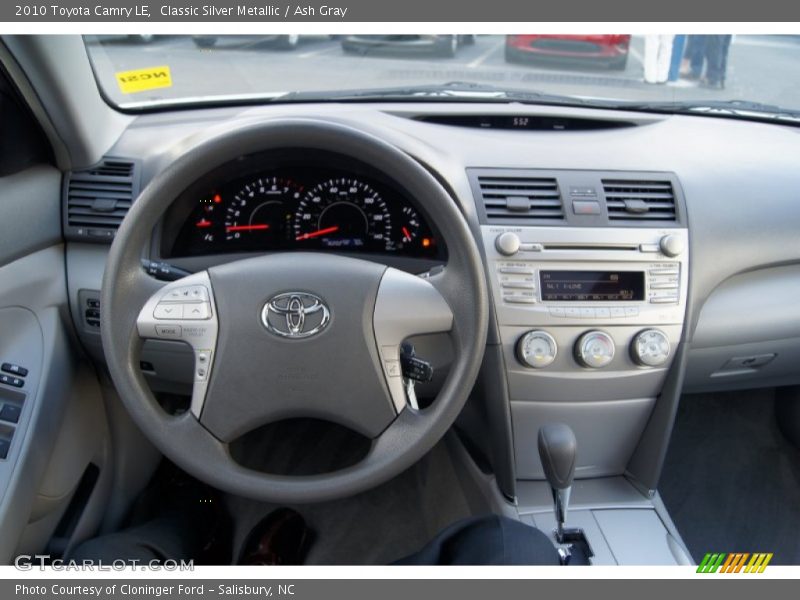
224;176;303;244
293;178;393;251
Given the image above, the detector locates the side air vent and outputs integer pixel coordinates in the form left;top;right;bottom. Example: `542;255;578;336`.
476;176;563;223
602;179;677;222
64;157;140;241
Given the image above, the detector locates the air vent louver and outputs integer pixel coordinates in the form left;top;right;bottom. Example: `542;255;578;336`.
477;176;563;222
602;179;677;222
65;158;139;241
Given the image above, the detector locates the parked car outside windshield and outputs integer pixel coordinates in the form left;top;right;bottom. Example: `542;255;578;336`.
84;34;800;120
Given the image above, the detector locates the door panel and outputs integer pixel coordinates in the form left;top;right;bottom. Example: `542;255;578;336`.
0;165;100;563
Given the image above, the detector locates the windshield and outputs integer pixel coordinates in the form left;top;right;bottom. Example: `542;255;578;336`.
84;34;800;118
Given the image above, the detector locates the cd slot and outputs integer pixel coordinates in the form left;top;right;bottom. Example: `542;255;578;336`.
541;243;639;252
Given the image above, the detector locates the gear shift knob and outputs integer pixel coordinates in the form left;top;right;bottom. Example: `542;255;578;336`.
538;423;577;490
538;423;577;543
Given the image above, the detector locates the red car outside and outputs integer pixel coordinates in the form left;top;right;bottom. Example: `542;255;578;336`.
505;34;631;70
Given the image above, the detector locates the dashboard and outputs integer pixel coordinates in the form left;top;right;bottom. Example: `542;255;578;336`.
59;100;800;499
160;151;442;261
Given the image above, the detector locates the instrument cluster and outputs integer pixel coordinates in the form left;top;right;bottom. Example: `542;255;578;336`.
166;163;441;260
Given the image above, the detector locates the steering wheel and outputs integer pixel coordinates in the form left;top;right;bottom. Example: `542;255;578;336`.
101;119;488;503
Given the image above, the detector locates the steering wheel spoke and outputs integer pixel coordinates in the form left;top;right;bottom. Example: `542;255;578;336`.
373;267;453;412
136;271;219;419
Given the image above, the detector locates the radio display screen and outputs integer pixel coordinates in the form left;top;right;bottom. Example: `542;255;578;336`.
540;270;644;302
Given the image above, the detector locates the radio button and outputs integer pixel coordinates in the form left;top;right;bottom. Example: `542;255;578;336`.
595;308;611;318
650;297;679;304
519;243;544;252
498;266;534;275
651;282;679;290
580;307;595;319
495;232;521;256
649;268;679;276
610;307;626;318
625;307;639;317
549;307;566;317
565;307;581;319
501;281;536;290
504;296;536;304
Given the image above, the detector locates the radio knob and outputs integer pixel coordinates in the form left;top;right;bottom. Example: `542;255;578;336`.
659;234;685;257
495;232;521;256
631;328;671;367
517;330;557;369
575;330;615;368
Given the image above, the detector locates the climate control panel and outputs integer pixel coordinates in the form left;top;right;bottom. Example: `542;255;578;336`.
515;327;672;370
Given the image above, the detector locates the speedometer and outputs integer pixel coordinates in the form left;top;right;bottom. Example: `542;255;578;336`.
293;178;393;252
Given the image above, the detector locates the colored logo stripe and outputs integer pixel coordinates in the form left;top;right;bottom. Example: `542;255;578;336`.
697;552;773;573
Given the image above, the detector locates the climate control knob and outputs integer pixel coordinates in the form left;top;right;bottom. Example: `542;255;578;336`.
495;232;521;256
517;330;558;369
575;330;615;369
631;328;671;367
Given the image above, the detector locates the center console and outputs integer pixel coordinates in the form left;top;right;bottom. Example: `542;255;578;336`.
469;168;689;481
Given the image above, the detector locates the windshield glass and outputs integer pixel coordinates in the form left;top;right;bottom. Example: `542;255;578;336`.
84;34;800;117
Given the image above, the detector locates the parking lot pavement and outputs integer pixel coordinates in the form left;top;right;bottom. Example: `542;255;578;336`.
86;35;799;111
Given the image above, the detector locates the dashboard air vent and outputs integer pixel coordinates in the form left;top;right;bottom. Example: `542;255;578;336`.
602;179;677;222
64;157;139;241
477;176;563;222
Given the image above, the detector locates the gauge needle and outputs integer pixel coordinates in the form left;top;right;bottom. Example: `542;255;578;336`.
296;225;339;241
402;227;412;241
226;224;270;233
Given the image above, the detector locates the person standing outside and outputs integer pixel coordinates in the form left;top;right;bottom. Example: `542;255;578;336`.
644;34;676;84
704;35;733;89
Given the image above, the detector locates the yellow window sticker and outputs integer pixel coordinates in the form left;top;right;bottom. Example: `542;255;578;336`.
115;65;172;94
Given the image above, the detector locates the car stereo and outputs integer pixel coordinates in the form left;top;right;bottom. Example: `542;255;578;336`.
539;270;645;302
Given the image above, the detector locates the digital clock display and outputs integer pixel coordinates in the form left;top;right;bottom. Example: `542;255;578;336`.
540;270;644;302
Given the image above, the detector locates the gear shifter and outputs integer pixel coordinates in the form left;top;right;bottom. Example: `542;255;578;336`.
537;423;577;543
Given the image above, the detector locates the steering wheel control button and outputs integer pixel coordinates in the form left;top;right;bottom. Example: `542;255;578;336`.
631;329;671;367
184;303;211;320
385;360;401;378
154;303;184;320
155;324;182;338
162;285;210;303
195;351;212;381
517;330;558;369
1;363;27;377
575;330;615;368
495;232;521;256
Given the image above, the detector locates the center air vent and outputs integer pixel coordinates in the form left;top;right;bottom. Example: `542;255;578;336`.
476;175;563;223
64;157;139;241
602;179;677;222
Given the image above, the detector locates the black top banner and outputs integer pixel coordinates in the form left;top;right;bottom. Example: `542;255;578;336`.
3;0;799;22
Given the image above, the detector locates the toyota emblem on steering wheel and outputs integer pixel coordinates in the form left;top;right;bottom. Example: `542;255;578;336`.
261;292;331;339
